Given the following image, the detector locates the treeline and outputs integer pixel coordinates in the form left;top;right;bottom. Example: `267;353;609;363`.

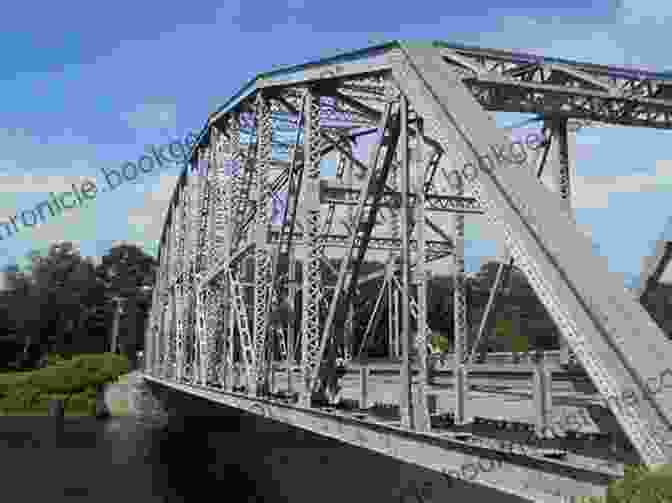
321;259;672;357
0;242;156;370
348;260;562;357
641;282;672;337
2;241;668;370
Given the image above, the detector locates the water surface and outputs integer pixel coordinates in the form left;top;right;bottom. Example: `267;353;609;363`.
0;411;524;502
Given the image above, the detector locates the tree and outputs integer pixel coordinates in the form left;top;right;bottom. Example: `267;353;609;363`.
0;242;157;368
25;243;103;357
95;244;157;363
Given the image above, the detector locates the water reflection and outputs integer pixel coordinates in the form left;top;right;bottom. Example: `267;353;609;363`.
0;413;524;502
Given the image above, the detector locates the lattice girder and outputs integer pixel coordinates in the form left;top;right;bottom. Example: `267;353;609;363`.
300;89;324;402
253;92;274;394
391;43;672;465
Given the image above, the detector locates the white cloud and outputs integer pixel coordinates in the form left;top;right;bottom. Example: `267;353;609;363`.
571;161;672;209
621;0;672;25
120;103;177;134
126;173;179;239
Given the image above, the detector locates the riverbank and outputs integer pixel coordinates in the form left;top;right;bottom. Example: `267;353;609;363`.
0;353;130;417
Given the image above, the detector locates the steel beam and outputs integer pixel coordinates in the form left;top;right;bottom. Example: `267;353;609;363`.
319;182;483;214
300;89;324;405
253;92;274;395
399;95;414;429
414;118;431;390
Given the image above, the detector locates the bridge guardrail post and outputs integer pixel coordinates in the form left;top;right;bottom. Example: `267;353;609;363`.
360;365;369;410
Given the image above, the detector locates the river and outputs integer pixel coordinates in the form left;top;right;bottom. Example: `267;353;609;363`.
0;411;526;502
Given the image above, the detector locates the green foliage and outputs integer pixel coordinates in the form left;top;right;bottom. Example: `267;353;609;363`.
510;334;529;353
1;241;157;367
0;386;40;411
573;464;672;502
0;370;32;396
495;319;514;338
66;392;95;413
45;353;70;366
493;319;529;353
430;334;451;353
605;464;672;503
0;353;129;414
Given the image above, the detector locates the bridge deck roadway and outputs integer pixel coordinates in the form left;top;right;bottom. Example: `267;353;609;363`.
144;360;630;502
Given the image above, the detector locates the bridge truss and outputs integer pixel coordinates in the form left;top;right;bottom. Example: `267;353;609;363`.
144;40;672;499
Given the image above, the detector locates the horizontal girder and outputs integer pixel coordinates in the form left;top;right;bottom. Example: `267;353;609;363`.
320;181;483;214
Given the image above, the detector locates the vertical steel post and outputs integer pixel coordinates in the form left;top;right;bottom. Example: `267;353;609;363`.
222;116;241;389
533;351;553;435
410;118;431;431
110;297;121;354
387;148;401;360
194;147;210;385
144;289;153;373
360;365;369;409
157;247;168;375
167;209;178;379
175;187;186;382
393;284;400;357
414;119;430;389
300;89;323;406
287;253;297;395
399;95;414;429
344;145;355;362
346;304;355;361
453;162;468;425
253;92;274;395
167;290;176;378
388;266;395;357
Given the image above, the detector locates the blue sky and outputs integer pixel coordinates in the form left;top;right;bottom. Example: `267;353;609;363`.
1;0;672;289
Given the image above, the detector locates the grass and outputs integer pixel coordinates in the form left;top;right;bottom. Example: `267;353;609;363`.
107;397;130;416
0;353;131;417
0;410;93;417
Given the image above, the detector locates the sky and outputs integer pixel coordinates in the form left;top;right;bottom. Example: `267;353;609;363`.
1;0;672;290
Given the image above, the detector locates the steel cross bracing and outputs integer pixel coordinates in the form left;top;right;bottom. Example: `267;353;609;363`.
147;41;672;500
391;43;672;464
308;97;401;401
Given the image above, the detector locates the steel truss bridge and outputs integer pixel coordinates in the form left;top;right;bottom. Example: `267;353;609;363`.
142;40;672;502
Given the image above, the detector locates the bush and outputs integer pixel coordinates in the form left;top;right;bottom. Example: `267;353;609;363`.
66;392;94;413
24;365;89;395
605;464;672;502
0;371;32;395
82;385;99;397
31;395;54;412
45;353;69;367
430;334;451;353
22;353;129;395
0;386;40;411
